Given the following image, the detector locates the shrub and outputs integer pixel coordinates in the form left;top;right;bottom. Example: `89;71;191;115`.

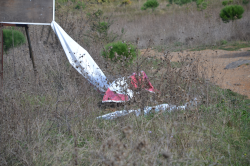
97;22;109;34
222;1;228;6
220;40;228;45
122;0;132;5
101;41;137;64
141;0;159;11
243;0;250;5
3;29;26;52
222;0;233;6
220;5;244;23
196;0;208;10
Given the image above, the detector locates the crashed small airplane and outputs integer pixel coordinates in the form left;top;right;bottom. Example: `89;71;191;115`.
51;21;195;120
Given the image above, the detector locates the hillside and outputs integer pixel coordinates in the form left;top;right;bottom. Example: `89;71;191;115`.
0;0;250;165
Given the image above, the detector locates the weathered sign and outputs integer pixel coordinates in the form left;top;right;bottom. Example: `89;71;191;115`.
0;0;54;25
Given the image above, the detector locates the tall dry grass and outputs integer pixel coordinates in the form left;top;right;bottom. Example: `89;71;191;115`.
0;3;250;166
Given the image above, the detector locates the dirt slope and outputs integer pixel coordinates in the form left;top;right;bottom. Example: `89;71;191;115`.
141;48;250;98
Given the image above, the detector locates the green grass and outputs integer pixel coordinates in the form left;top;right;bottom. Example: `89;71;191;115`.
3;28;26;52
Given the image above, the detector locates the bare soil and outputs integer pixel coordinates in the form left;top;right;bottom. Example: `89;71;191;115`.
141;48;250;99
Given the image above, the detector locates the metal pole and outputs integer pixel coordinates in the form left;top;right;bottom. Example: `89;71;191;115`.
25;25;37;76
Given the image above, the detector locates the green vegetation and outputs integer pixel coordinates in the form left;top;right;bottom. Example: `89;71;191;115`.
243;0;250;5
3;29;26;52
121;0;132;5
74;1;86;10
190;41;250;51
169;0;192;6
220;5;244;23
83;10;126;46
168;0;208;10
97;21;109;34
101;41;137;64
222;0;233;6
220;39;228;45
222;0;228;6
141;0;159;10
196;0;208;10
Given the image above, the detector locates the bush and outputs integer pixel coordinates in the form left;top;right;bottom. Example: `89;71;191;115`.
141;0;159;11
220;40;228;45
220;5;244;23
101;41;137;64
222;1;228;6
122;0;132;5
3;29;26;52
196;0;208;10
97;22;109;34
243;0;250;5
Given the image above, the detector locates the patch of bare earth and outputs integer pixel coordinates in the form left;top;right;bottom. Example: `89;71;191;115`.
141;48;250;98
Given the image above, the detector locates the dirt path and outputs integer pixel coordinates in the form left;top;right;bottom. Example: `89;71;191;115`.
141;48;250;98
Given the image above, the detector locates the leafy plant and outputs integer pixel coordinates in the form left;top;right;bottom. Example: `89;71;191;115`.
101;41;137;64
141;0;159;11
3;29;26;52
220;5;244;23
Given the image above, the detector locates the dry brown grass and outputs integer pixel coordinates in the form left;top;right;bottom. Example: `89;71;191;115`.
0;2;250;165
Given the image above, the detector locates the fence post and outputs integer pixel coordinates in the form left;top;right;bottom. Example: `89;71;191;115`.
0;25;3;96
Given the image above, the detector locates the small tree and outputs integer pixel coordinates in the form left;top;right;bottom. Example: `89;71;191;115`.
220;5;244;23
141;0;159;11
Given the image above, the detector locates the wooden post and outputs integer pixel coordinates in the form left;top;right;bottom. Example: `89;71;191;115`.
25;25;37;76
0;26;3;92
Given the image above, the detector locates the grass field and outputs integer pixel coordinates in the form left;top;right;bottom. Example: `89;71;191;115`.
0;0;250;165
